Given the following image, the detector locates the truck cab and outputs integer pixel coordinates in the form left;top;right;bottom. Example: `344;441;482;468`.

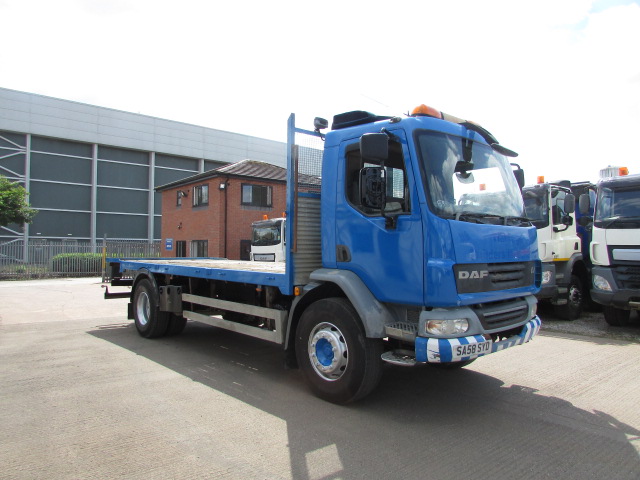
580;169;640;325
315;108;540;368
522;180;591;319
250;217;286;262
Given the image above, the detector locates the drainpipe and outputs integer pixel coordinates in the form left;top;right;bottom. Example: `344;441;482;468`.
221;177;229;258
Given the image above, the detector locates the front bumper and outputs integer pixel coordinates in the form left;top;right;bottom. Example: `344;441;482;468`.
591;266;640;310
415;316;542;363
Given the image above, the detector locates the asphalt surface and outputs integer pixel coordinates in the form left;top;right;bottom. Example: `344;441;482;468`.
1;278;639;480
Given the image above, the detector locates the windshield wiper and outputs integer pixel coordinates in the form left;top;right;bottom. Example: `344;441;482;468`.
504;216;532;226
452;212;531;226
454;212;502;223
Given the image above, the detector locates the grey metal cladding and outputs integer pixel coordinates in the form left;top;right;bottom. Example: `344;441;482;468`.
155;153;199;171
154;168;198;188
30;153;91;183
97;213;147;239
30;182;91;210
99;146;148;164
30;211;91;237
98;162;148;189
97;188;148;214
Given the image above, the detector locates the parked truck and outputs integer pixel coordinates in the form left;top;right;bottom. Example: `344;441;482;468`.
104;105;542;404
522;179;595;319
579;167;640;326
250;216;286;262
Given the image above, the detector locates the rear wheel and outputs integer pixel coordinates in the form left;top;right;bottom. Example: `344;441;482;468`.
165;314;187;336
133;278;170;338
554;275;583;320
295;298;383;404
603;306;631;327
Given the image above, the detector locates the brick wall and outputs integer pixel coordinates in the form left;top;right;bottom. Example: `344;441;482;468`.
160;176;286;260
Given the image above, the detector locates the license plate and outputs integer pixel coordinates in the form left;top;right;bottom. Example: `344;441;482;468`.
454;341;492;359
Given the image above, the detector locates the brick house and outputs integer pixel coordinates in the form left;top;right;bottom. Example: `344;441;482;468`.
157;159;287;260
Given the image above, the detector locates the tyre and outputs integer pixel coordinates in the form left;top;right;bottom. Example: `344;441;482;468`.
295;297;383;404
133;278;170;338
603;306;630;327
554;274;583;320
165;314;187;336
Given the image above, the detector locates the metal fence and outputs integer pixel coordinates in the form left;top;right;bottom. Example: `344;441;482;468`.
0;239;161;280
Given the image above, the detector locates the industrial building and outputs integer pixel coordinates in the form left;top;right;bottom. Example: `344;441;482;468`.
0;87;286;245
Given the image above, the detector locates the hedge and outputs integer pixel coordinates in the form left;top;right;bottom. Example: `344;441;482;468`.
50;253;102;274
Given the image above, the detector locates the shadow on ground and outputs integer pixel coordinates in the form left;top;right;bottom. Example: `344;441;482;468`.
89;321;640;480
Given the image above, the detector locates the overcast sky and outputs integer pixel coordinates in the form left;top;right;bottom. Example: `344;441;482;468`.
1;0;639;184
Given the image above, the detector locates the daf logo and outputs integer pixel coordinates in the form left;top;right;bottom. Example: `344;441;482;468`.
459;270;489;279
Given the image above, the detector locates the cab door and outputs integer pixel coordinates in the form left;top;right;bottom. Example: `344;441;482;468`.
334;131;424;305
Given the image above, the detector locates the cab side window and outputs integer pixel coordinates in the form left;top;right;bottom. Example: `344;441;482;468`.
345;141;410;215
552;190;567;225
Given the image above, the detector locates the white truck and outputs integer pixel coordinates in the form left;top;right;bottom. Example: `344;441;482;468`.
579;167;640;325
522;179;594;319
250;217;286;262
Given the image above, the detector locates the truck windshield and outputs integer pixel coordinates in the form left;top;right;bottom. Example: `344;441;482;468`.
594;186;640;228
252;221;282;246
523;187;549;229
416;131;525;223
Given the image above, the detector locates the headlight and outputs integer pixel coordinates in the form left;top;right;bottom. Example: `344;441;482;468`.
541;270;553;285
593;275;612;291
426;319;469;335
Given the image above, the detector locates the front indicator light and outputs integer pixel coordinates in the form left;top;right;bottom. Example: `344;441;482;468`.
593;275;612;292
426;319;469;335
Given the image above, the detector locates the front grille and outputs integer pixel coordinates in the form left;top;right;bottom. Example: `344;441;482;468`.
471;297;529;330
455;261;537;294
613;264;640;290
488;263;530;289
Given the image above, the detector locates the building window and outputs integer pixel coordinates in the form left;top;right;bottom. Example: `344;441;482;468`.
176;190;183;207
242;184;272;207
190;240;208;257
193;185;209;207
176;241;186;257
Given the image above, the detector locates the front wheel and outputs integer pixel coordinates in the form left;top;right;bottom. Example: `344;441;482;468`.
295;298;383;404
554;275;583;320
603;306;630;327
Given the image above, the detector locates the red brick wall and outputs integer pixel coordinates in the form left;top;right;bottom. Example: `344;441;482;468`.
160;176;286;260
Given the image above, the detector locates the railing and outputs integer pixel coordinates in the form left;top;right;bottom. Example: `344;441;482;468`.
0;239;161;280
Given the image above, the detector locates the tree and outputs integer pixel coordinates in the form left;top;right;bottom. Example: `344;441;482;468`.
0;175;38;227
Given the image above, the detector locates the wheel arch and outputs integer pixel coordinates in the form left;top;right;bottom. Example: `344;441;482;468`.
130;269;159;299
284;268;394;351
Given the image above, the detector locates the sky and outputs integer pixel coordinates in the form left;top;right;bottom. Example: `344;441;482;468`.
1;0;639;185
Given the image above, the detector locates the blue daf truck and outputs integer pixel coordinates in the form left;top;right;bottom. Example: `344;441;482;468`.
105;105;542;404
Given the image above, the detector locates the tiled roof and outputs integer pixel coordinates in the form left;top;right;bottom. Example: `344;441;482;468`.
215;159;287;181
156;159;287;190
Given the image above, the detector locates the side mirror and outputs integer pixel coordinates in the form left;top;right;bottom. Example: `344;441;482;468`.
579;194;591;215
314;117;328;130
360;133;388;163
513;169;525;189
562;214;574;226
359;167;386;210
564;193;576;214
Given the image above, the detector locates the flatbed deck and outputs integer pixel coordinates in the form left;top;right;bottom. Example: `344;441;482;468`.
111;257;289;290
